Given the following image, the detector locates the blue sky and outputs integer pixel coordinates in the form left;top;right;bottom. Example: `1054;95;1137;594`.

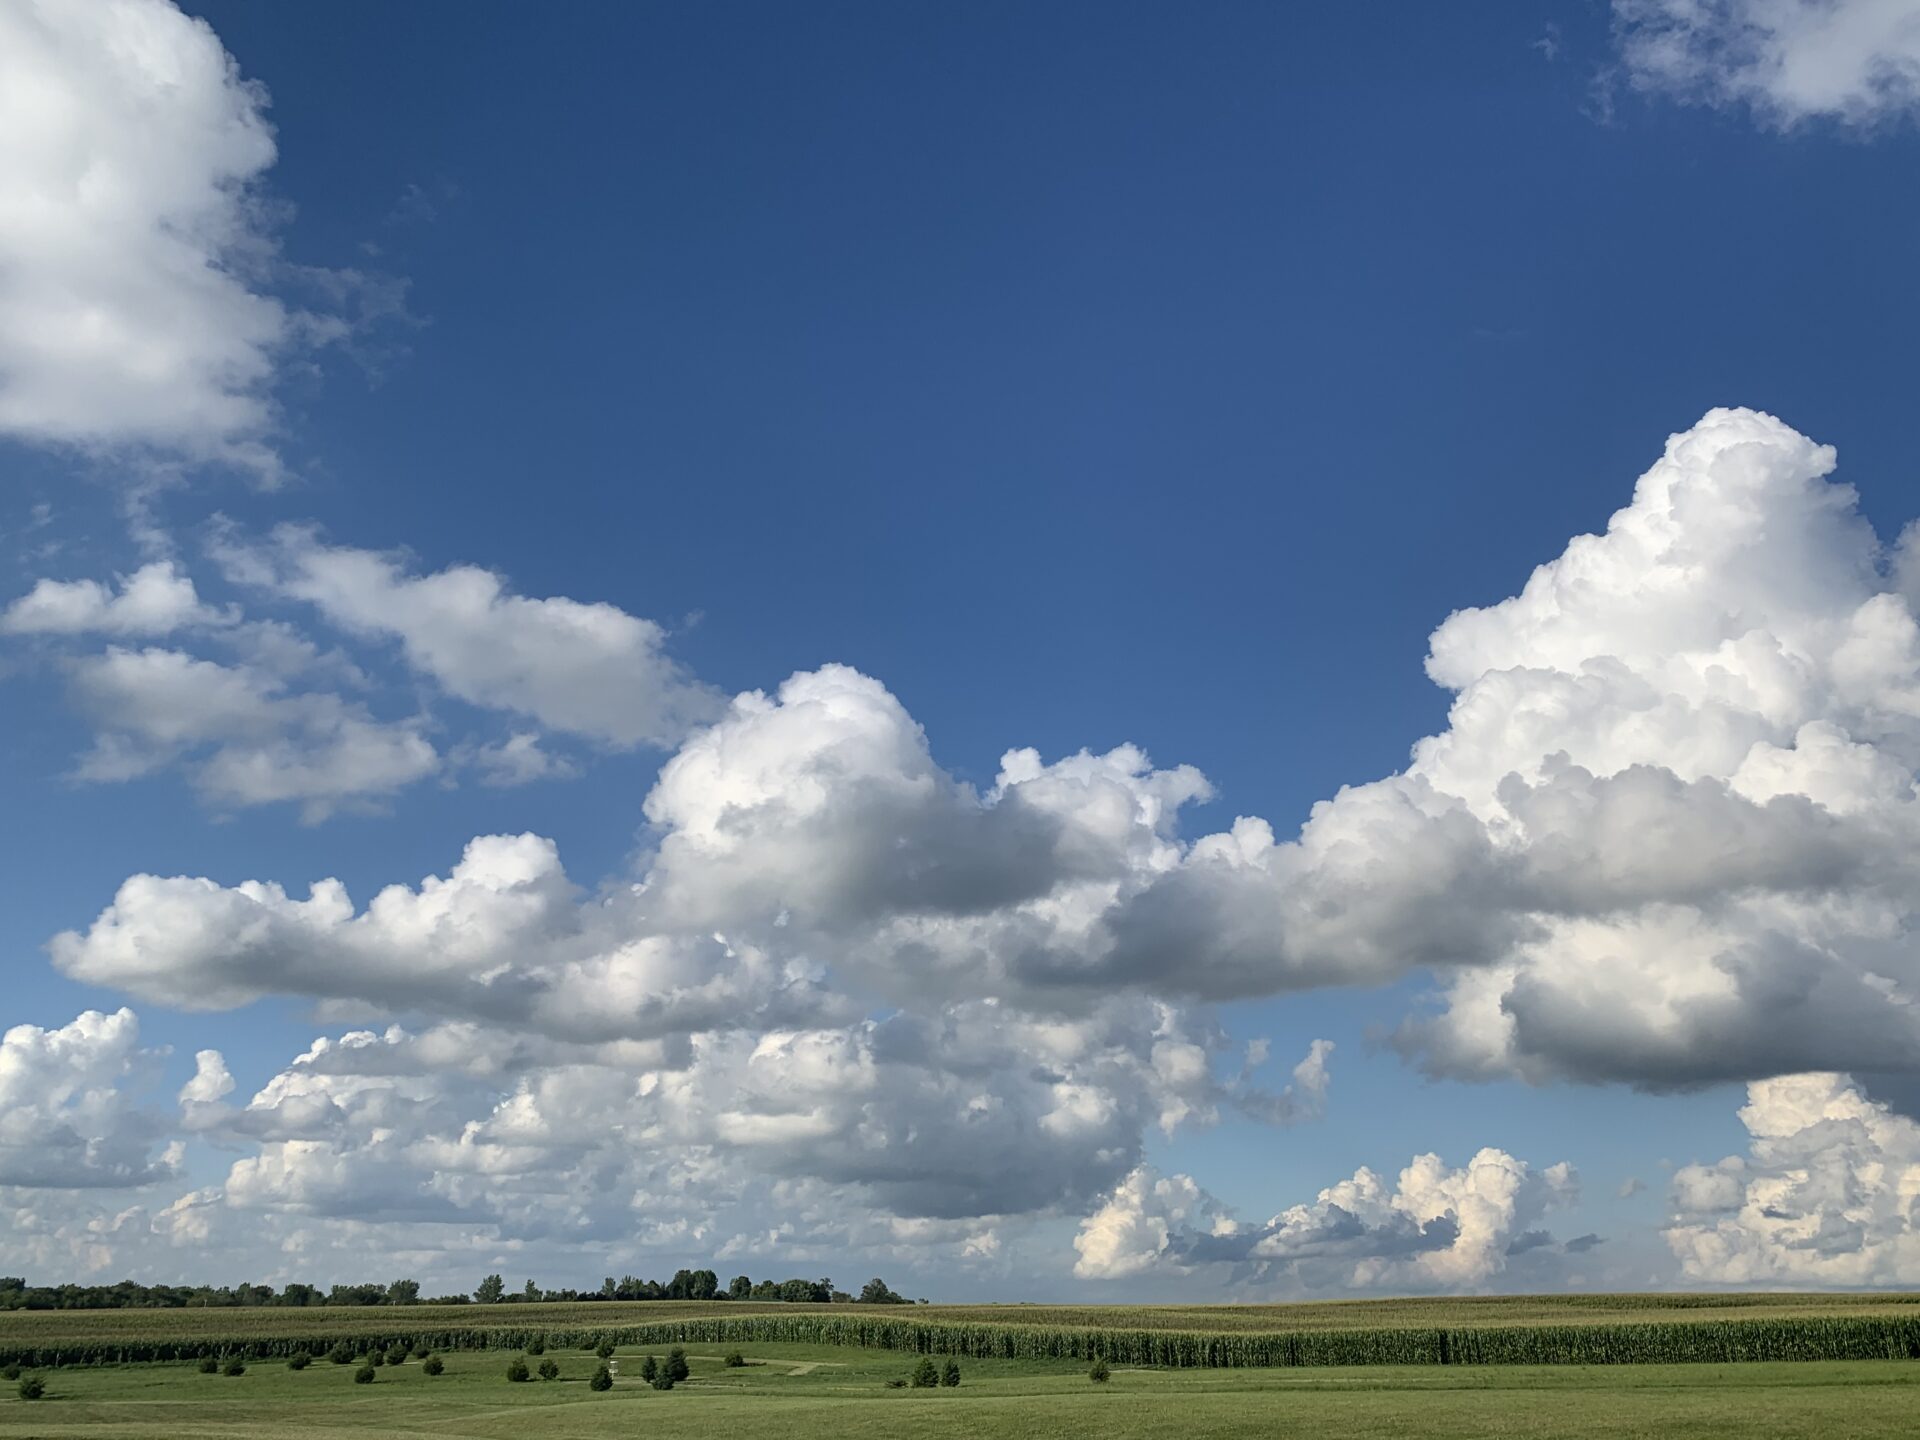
6;0;1920;1298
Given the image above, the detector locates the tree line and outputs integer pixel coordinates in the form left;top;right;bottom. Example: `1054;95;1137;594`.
0;1273;918;1312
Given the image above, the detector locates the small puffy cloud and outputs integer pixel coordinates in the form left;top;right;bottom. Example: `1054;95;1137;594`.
1074;1148;1576;1291
1615;0;1920;128
0;1009;179;1188
217;527;721;749
65;646;437;818
1666;1071;1920;1283
2;562;225;636
0;0;289;476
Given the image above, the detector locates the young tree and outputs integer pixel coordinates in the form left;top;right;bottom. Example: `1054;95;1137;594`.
724;1349;746;1368
17;1375;45;1400
1089;1357;1111;1383
942;1359;960;1387
591;1363;614;1391
422;1355;444;1376
666;1347;690;1382
328;1342;354;1365
639;1355;658;1382
354;1364;376;1384
475;1274;506;1305
911;1356;940;1388
198;1355;219;1373
526;1336;546;1355
506;1357;530;1382
222;1356;246;1376
538;1358;559;1381
286;1352;311;1370
596;1338;615;1360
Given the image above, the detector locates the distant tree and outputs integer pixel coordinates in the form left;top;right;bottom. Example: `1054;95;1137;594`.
724;1349;746;1368
521;1278;541;1302
354;1364;376;1384
596;1339;615;1360
690;1268;718;1300
538;1358;559;1381
385;1345;408;1366
911;1356;939;1388
222;1356;246;1376
728;1275;752;1300
327;1342;354;1365
422;1356;444;1376
475;1274;506;1305
600;1276;618;1299
858;1278;906;1305
639;1355;658;1382
370;1349;386;1367
650;1371;674;1391
942;1359;960;1387
286;1352;311;1370
198;1355;219;1374
1089;1357;1110;1383
387;1278;420;1306
666;1347;689;1382
591;1363;614;1391
17;1375;45;1400
778;1279;814;1304
506;1357;530;1382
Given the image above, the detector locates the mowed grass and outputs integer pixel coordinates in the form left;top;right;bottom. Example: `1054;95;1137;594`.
7;1290;1918;1353
1;1342;1916;1439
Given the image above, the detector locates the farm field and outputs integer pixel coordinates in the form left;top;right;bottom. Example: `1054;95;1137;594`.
1;1341;1917;1439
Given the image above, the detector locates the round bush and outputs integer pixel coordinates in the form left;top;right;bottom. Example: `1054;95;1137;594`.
723;1349;746;1368
638;1355;658;1382
595;1339;615;1360
942;1359;960;1387
411;1344;431;1359
526;1336;545;1355
287;1351;311;1371
910;1356;939;1388
198;1355;219;1374
649;1371;674;1391
369;1349;386;1368
506;1357;530;1383
1;1363;20;1381
385;1346;407;1367
538;1358;559;1381
665;1347;689;1382
354;1364;376;1385
590;1363;613;1392
327;1343;354;1365
18;1375;45;1401
223;1356;246;1377
422;1355;444;1376
1089;1357;1111;1383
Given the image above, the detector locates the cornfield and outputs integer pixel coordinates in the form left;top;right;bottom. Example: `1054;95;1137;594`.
4;1301;1920;1370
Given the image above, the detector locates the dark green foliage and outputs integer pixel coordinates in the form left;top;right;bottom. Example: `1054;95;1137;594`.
506;1356;530;1382
650;1370;674;1390
911;1355;940;1387
589;1362;613;1391
884;1376;907;1388
1;1363;20;1380
385;1345;407;1366
410;1343;430;1358
327;1342;354;1364
942;1358;960;1386
222;1355;245;1376
665;1346;689;1381
353;1363;375;1384
595;1338;615;1360
859;1278;909;1305
724;1348;746;1367
1090;1356;1111;1383
474;1274;506;1305
639;1354;658;1381
17;1374;45;1400
198;1354;219;1373
368;1347;385;1366
286;1350;311;1370
525;1335;545;1355
387;1279;420;1307
422;1355;444;1375
538;1358;559;1380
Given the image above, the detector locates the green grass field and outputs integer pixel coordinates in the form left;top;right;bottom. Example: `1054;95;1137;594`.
2;1341;1917;1439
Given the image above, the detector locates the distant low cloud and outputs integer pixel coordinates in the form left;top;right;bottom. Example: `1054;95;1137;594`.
1614;0;1920;127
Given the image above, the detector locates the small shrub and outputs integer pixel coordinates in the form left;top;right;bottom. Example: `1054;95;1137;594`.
385;1346;407;1366
1089;1357;1111;1383
911;1356;940;1388
538;1358;559;1381
526;1336;546;1356
665;1347;689;1382
639;1355;658;1382
884;1377;907;1389
223;1356;246;1377
18;1375;45;1400
650;1371;674;1391
942;1359;960;1387
1;1363;20;1381
506;1357;530;1383
353;1365;376;1385
723;1349;746;1368
287;1351;311;1371
595;1339;615;1361
410;1344;430;1359
422;1355;444;1376
328;1342;354;1365
590;1363;613;1392
369;1349;386;1367
198;1355;219;1374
